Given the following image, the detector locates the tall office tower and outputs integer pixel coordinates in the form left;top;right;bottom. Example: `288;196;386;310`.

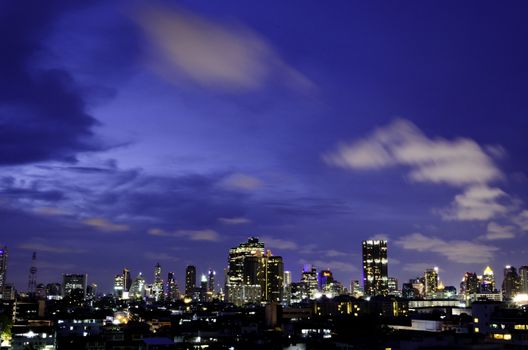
263;254;284;302
226;237;265;303
185;265;196;295
153;263;163;301
301;264;318;299
114;274;125;298
480;266;496;293
227;237;265;286
28;252;38;295
424;267;439;298
519;266;528;294
86;283;97;300
129;273;145;300
0;246;7;299
502;265;520;300
166;272;179;300
461;272;479;297
362;240;388;296
123;268;132;292
208;269;216;293
350;280;364;298
63;274;87;299
388;277;399;293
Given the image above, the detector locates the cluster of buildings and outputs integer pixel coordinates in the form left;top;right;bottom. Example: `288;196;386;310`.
1;240;528;349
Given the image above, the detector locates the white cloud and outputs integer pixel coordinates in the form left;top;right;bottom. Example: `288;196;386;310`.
262;236;298;250
440;185;509;221
369;233;389;241
82;218;129;232
514;210;528;231
218;217;251;225
148;228;220;241
324;119;502;187
136;5;314;92
395;233;498;264
480;222;516;240
324;249;348;257
220;173;262;190
144;252;179;262
19;242;85;254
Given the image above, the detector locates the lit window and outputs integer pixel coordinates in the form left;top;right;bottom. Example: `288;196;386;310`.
474;327;479;333
493;334;504;339
474;318;479;323
504;334;511;340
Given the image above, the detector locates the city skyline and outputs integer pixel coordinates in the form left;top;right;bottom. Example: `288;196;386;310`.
1;1;528;298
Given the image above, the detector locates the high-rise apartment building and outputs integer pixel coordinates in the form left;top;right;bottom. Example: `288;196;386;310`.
262;254;284;303
185;265;196;296
362;240;388;296
301;264;318;299
63;274;87;299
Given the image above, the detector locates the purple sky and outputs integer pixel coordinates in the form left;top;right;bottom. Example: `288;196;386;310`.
1;0;528;293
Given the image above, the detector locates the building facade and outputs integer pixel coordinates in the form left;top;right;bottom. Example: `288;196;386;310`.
362;240;388;296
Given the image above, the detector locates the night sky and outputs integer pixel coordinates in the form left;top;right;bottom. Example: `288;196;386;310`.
1;0;528;293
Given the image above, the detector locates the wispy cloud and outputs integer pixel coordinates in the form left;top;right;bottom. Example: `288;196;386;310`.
480;222;516;240
261;236;298;250
300;259;357;273
148;228;220;241
218;217;251;225
135;5;314;92
144;252;179;262
369;233;389;241
220;173;262;190
324;119;502;187
19;241;85;254
83;218;129;232
395;233;498;264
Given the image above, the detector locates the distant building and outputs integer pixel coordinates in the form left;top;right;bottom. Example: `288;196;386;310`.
262;254;284;302
461;272;479;299
502;265;520;300
424;267;439;298
519;266;528;294
480;266;496;293
114;274;125;298
318;270;334;291
208;269;216;293
350;280;364;298
0;246;7;299
152;263;163;301
123;268;132;292
62;274;87;299
129;272;145;299
185;265;196;296
362;240;388;296
388;277;399;293
301;264;318;299
166;272;179;301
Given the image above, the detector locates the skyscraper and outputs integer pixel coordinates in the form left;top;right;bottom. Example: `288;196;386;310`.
461;272;479;298
114;274;125;298
262;254;284;302
424;267;439;298
185;265;196;296
129;273;145;300
153;263;163;301
208;269;216;293
301;264;318;299
502;265;520;300
362;240;388;296
480;266;496;293
519;266;528;294
0;246;7;299
166;272;179;301
123;268;132;292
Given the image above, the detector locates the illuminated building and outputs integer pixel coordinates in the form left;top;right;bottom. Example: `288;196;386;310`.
461;272;479;298
185;265;196;296
318;270;334;290
0;246;7;299
152;263;163;301
62;273;87;299
262;254;284;302
424;267;439;298
480;266;496;293
284;271;291;287
27;252;37;296
301;264;319;299
519;266;528;294
226;237;265;304
290;282;309;303
350;280;364;298
166;272;179;300
45;283;61;300
200;274;209;301
129;272;145;299
362;240;388;296
208;269;216;293
388;277;399;293
502;265;520;300
114;274;124;298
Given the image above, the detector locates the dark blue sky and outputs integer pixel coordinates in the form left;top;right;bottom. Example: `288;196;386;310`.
1;0;527;292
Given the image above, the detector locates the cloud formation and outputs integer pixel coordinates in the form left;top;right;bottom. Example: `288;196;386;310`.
324;119;502;186
440;185;509;221
395;233;498;264
149;228;220;242
218;217;251;225
220;173;262;190
481;222;516;240
83;218;129;232
135;5;313;92
261;236;298;250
